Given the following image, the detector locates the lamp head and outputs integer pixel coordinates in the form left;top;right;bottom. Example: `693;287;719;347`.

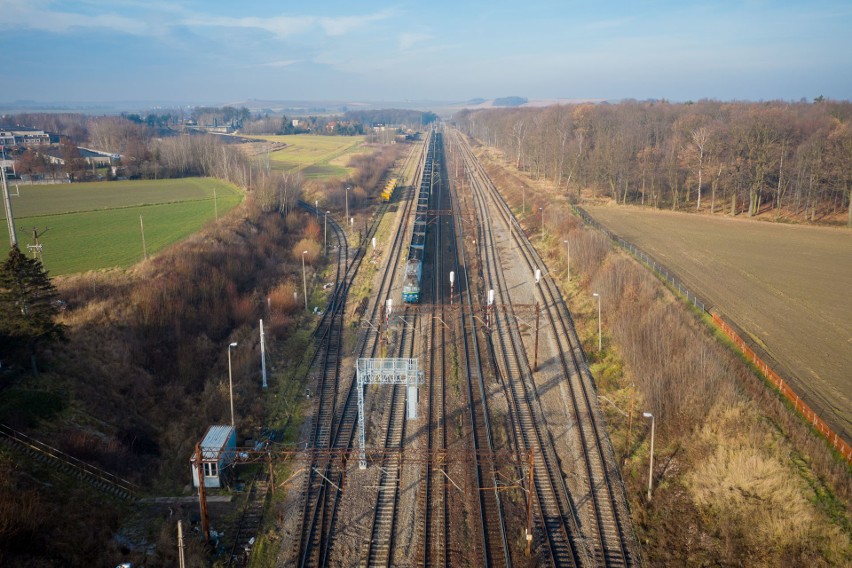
229;342;238;348
643;412;653;418
593;292;600;298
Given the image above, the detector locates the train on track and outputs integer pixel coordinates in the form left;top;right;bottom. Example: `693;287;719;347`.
402;130;440;303
381;177;399;202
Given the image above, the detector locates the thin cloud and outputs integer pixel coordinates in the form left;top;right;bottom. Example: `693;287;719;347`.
319;11;393;36
183;14;315;39
185;10;393;40
1;2;393;41
399;32;431;50
585;17;632;31
256;59;300;68
1;0;150;35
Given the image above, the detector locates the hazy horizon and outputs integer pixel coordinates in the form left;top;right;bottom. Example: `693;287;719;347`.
3;1;851;106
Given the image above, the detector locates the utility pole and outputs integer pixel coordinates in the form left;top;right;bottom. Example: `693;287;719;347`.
644;412;656;500
526;447;535;556
624;386;635;466
260;319;267;389
194;444;210;543
140;215;148;260
25;226;48;262
2;166;17;247
534;300;540;372
177;520;186;568
302;250;309;311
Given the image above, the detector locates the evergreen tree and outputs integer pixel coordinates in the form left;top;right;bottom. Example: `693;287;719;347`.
0;245;65;373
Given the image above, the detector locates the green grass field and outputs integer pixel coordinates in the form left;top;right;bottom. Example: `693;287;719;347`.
1;178;242;275
253;135;366;178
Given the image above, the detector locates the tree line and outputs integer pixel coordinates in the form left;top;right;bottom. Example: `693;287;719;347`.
343;109;438;129
455;99;852;225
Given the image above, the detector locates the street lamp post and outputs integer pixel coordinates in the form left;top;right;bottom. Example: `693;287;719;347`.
324;211;329;255
345;186;350;226
228;342;238;427
643;412;655;500
563;239;570;281
592;292;602;351
302;250;309;311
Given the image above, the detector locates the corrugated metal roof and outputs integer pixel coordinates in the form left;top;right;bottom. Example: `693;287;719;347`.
202;424;234;451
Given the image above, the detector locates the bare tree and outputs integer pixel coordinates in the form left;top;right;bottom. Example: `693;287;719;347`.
691;127;708;210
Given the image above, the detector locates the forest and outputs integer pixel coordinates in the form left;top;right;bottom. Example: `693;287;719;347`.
455;99;852;225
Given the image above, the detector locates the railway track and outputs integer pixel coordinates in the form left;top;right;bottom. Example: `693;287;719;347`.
294;137;429;566
294;125;635;567
361;307;417;567
417;134;450;566
362;132;441;566
454;130;585;568
0;423;138;501
451;128;638;567
448;135;512;567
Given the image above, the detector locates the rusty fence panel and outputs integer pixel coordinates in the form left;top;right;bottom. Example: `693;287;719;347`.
709;314;852;464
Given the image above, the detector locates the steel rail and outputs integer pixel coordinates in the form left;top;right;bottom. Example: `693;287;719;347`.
458;128;636;567
295;139;427;566
446;130;512;568
296;136;432;566
453;128;585;567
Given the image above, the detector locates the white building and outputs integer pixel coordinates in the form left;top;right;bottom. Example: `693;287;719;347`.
190;424;236;489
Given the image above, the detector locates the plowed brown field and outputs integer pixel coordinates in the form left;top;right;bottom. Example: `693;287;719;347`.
586;205;852;443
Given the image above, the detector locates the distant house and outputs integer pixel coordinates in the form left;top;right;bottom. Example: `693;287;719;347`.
39;147;116;167
78;147;119;166
0;131;15;148
1;127;51;147
190;425;237;489
205;125;235;134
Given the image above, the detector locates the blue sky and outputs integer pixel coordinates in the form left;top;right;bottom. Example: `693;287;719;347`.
3;0;851;105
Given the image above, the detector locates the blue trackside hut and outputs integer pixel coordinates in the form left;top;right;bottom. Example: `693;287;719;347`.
190;424;236;489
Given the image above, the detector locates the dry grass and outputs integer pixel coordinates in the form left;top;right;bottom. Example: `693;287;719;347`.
687;402;850;564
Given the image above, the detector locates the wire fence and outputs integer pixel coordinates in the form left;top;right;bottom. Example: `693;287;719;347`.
573;206;708;312
573;205;852;464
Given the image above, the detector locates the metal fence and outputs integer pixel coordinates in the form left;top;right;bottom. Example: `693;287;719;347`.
573;206;708;312
573;205;852;464
711;314;852;463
